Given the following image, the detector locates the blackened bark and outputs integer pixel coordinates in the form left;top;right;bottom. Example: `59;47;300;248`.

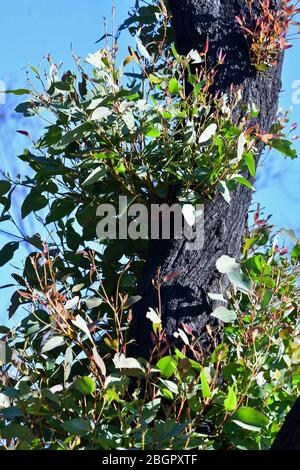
131;1;300;450
131;0;283;356
271;397;300;449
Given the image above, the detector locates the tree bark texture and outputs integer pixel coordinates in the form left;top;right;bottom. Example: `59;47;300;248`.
131;0;283;358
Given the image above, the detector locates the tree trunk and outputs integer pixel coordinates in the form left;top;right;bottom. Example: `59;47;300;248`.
131;0;300;450
271;397;300;450
131;0;283;358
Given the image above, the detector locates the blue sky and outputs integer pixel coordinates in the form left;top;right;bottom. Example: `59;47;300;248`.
0;1;299;324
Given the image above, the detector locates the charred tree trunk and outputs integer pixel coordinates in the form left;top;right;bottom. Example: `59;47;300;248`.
130;0;300;450
131;0;283;357
271;397;300;450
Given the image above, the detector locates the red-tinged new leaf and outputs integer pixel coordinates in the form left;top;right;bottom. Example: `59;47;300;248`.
203;37;209;54
235;15;243;26
17;130;31;138
279;36;292;50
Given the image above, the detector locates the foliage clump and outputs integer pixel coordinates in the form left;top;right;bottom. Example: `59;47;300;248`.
236;0;300;71
0;217;300;450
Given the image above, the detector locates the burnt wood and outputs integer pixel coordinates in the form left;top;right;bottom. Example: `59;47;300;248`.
131;0;283;358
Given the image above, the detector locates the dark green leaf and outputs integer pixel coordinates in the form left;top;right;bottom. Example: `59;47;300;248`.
270;139;297;159
0;181;11;195
58;122;94;147
0;424;32;440
62;418;93;437
142;398;161;424
0;242;19;267
21;190;48;219
46;198;76;224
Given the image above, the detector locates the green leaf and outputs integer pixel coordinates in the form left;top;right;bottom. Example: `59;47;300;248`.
62;418;93;437
211;306;237;323
1;406;24;419
232;406;269;431
0;89;31;95
142;398;161;424
260;289;273;310
46;198;75;224
229;174;255;191
58;122;94;147
0;242;19;267
244;152;256;177
168;78;181;94
227;270;253;294
156;356;177;379
82;166;106;186
171;42;179;59
54;81;72;91
0;424;32;440
74;376;96;396
136;37;151;61
64;347;73;384
224;386;237;412
72;315;94;345
8;290;27;319
81;297;102;309
199;123;217;144
193;81;206;97
0;342;12;365
15;101;36;117
122;111;135;130
216;255;239;274
270;138;297;159
218;180;231;204
38;125;62;148
158;378;179;396
21;190;48;219
291;244;300;262
41;336;65;353
279;228;298;245
30;65;39;75
123;295;142;308
0;325;10;333
146;127;161;138
113;353;144;375
91;107;112;120
200;369;211;399
237;133;247;160
0;181;11;195
208;292;226;302
149;74;162;84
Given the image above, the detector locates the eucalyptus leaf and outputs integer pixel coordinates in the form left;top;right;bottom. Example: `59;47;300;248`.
216;255;239;274
91;107;112;120
211;306;237;323
41;336;65;354
82;167;106;186
62;418;93;437
232;406;269;431
198;123;217;144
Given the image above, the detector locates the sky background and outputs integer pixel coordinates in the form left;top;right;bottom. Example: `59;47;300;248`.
0;0;299;325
